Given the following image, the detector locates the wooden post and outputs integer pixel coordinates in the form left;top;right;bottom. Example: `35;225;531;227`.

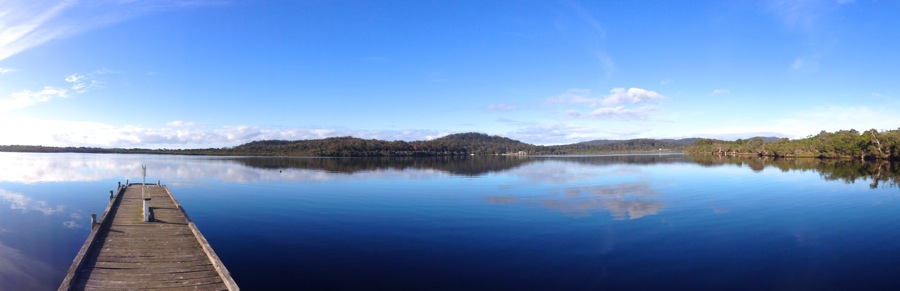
118;181;121;188
157;180;161;187
91;213;97;228
143;198;151;222
109;190;114;201
126;179;129;185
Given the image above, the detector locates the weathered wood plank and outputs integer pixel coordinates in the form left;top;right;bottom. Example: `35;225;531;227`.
59;184;238;290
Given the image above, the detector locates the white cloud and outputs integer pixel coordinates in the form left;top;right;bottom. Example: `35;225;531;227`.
712;89;729;94
0;86;69;111
0;67;15;74
166;120;196;127
659;79;673;85
600;88;664;106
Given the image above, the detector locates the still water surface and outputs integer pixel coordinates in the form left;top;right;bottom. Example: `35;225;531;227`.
1;153;899;290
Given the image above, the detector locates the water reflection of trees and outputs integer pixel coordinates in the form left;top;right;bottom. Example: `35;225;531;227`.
230;154;690;177
230;156;533;176
687;155;900;189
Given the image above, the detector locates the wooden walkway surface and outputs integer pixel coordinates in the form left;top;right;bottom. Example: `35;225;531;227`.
59;184;238;290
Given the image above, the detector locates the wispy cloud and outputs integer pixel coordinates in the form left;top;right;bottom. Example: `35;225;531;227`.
488;104;516;112
766;0;840;31
659;79;673;86
765;1;848;74
507;123;645;144
590;105;656;120
0;68;16;74
546;88;599;106
0;0;225;61
790;54;822;71
562;0;606;38
559;0;616;77
594;50;616;77
712;89;729;94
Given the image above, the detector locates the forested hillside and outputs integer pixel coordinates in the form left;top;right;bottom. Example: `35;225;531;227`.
686;129;900;160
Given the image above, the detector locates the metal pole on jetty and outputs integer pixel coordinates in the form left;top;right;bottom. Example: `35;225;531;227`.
142;165;150;222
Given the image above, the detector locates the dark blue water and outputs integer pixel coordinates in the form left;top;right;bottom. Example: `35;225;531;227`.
1;153;899;290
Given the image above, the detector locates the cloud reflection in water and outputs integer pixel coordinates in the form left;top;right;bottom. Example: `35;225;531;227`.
544;183;663;220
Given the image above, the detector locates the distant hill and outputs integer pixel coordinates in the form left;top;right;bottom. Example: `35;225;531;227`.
229;133;542;156
0;132;712;157
552;138;700;154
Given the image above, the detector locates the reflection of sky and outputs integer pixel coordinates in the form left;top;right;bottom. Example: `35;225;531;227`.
0;241;52;290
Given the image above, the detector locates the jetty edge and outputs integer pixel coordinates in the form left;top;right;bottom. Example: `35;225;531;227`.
58;182;238;290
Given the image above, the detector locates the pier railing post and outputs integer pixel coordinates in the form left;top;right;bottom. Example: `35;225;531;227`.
110;190;114;201
141;165;151;222
91;213;97;228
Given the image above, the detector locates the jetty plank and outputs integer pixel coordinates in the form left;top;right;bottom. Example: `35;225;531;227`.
59;184;238;290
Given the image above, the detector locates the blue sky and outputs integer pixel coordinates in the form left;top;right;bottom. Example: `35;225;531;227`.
1;0;899;148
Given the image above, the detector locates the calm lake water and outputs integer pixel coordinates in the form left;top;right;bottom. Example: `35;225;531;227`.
2;152;900;290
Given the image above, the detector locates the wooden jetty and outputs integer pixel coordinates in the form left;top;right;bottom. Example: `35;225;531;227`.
58;182;238;290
